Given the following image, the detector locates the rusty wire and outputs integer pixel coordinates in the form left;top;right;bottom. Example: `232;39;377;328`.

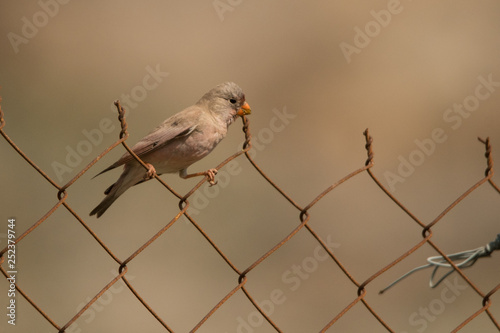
1;96;499;332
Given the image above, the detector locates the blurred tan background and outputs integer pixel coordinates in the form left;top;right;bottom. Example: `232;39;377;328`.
1;1;500;332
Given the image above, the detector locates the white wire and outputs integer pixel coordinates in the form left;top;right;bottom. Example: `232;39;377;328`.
379;234;500;294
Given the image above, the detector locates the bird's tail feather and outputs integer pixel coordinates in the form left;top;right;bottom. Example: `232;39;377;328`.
89;193;120;218
90;165;143;218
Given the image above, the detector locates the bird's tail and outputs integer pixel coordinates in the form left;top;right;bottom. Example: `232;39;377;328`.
90;165;143;218
89;192;120;218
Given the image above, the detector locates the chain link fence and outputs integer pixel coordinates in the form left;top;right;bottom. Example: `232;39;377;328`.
1;97;499;332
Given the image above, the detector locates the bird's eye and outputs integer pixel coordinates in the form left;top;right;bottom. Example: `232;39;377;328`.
229;98;237;104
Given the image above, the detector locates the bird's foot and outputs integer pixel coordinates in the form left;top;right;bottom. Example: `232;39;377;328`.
205;168;218;186
180;168;218;185
144;163;157;180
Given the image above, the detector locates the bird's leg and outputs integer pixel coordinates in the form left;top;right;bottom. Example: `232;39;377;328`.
144;163;157;180
180;168;218;186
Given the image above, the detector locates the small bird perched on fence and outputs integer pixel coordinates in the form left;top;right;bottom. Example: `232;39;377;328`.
90;82;251;218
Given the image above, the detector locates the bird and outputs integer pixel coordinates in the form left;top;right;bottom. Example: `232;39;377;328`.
89;82;251;218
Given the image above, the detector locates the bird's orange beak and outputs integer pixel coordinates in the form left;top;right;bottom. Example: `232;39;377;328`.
237;102;251;116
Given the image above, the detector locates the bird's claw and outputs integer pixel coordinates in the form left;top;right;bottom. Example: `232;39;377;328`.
206;168;218;186
144;163;157;180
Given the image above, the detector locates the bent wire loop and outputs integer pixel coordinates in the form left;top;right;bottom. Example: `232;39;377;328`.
380;234;500;294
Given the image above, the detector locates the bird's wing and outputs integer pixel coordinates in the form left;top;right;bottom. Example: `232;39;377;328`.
93;106;202;177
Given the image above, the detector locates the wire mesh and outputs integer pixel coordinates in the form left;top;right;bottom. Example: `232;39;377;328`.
1;96;499;332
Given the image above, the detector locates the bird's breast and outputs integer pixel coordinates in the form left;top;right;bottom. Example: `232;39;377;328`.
143;125;227;174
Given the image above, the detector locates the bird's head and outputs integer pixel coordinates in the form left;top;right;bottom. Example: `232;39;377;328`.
198;82;251;123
